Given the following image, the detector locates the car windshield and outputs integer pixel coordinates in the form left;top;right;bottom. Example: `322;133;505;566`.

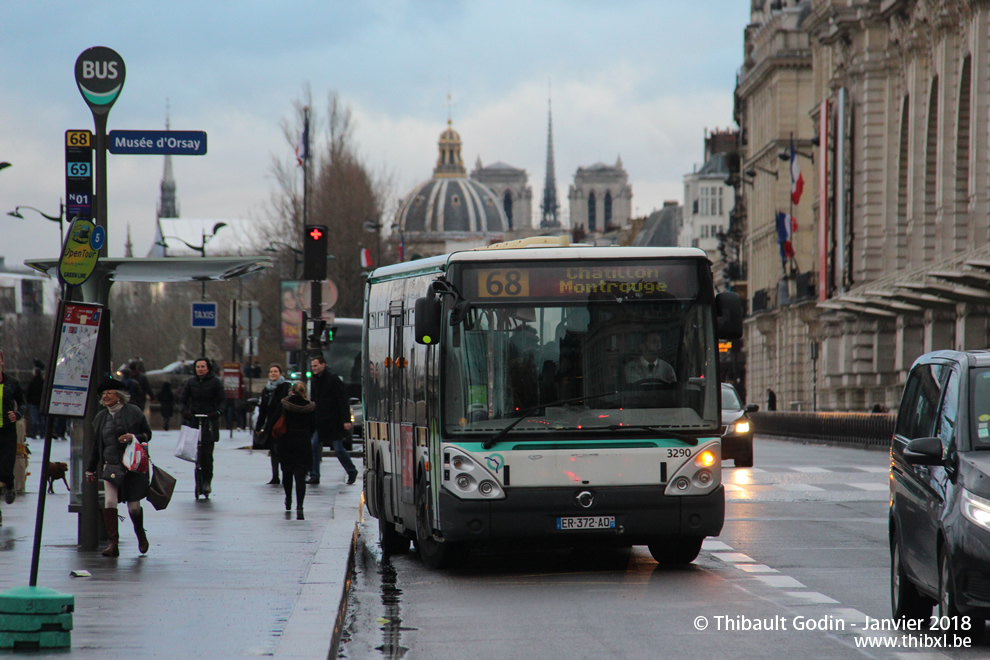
969;367;990;449
721;385;742;411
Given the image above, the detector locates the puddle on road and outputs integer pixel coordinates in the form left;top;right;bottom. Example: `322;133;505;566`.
339;528;414;659
376;559;407;658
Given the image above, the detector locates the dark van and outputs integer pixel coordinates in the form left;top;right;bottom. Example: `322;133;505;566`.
890;350;990;639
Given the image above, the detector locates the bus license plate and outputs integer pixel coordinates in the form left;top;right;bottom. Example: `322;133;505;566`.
556;516;616;530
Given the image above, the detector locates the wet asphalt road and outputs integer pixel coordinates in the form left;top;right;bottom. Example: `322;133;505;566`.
340;437;990;659
0;430;362;658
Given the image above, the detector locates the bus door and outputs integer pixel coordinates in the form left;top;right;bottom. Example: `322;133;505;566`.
388;301;415;506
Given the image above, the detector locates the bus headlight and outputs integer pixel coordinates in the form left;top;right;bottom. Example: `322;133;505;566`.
665;441;721;496
443;447;506;500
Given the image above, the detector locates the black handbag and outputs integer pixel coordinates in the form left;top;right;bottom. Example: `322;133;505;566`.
146;463;176;511
102;462;126;486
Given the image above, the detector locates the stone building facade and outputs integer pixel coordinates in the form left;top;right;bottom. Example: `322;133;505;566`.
682;129;738;264
567;158;633;235
470;158;533;231
736;0;990;411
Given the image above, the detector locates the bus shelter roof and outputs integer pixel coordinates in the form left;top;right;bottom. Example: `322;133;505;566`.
24;256;272;283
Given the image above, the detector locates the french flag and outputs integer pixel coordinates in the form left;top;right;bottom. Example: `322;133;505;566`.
789;138;804;205
776;211;797;259
360;248;373;269
295;115;310;167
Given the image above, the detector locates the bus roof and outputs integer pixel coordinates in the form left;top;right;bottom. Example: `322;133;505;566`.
366;245;711;284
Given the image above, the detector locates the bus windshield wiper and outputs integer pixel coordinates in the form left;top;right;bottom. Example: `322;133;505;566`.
605;424;700;445
482;391;618;450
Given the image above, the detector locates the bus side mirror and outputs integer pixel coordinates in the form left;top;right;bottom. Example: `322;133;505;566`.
415;295;443;345
716;291;743;340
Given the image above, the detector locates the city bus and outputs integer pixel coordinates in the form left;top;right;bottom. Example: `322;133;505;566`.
362;237;742;568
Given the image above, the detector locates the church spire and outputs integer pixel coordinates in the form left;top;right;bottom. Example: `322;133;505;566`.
124;223;134;257
540;92;560;228
157;102;179;218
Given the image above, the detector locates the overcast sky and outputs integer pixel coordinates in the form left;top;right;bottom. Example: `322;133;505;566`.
1;1;749;268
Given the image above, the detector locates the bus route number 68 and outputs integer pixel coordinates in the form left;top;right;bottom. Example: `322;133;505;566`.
480;269;530;298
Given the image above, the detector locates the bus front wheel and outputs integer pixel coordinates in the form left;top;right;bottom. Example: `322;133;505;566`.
415;480;463;569
377;467;410;558
648;537;703;565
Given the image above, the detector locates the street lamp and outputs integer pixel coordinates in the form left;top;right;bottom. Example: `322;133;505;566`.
778;146;815;164
745;165;779;179
7;202;65;249
363;219;384;267
264;241;303;279
158;222;229;356
390;223;405;263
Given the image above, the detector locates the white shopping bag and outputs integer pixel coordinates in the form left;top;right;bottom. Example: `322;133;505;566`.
174;424;200;462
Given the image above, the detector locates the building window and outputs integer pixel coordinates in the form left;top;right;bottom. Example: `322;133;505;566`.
604;191;612;226
717;187;723;216
700;187;710;216
503;190;513;229
588;192;596;232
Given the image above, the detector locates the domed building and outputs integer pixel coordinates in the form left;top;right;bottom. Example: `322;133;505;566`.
393;121;507;260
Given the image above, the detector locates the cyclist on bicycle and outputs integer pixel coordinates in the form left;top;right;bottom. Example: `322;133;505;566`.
179;358;225;496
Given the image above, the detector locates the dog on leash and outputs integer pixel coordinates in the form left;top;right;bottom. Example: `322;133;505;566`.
46;462;69;494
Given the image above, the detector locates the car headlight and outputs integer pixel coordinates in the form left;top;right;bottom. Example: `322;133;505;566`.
961;489;990;531
734;421;750;434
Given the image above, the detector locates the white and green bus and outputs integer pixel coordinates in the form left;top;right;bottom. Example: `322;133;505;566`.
362;238;743;568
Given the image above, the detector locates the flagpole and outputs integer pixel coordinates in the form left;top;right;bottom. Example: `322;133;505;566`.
302;106;309;230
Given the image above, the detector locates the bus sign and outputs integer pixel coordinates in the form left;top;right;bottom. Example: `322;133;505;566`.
464;261;700;301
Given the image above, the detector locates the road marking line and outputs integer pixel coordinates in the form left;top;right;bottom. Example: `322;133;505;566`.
754;575;806;588
849;483;888;491
702;540;733;551
784;591;838;604
735;564;778;573
792;467;831;473
776;483;825;491
710;552;755;563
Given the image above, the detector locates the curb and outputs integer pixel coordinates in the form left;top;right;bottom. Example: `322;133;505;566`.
275;479;364;659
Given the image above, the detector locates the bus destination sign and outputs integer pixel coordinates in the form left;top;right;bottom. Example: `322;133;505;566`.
463;261;700;301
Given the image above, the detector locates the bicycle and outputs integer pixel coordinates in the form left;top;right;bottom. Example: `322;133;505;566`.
193;414;211;500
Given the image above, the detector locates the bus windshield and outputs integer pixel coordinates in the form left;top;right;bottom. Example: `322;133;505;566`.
442;259;720;439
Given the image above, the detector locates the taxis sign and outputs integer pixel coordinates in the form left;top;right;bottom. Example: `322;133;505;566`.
58;219;101;286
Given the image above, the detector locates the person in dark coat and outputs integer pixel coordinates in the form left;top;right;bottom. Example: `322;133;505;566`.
179;358;226;496
254;364;292;485
0;349;26;523
278;381;315;518
766;388;777;412
26;368;44;439
129;360;154;413
308;354;356;485
85;378;153;557
157;382;175;431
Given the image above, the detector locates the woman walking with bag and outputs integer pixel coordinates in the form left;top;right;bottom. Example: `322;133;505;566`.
278;381;315;519
254;364;291;485
85;379;153;557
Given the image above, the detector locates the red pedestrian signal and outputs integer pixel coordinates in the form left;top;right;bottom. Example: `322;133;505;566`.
303;224;328;280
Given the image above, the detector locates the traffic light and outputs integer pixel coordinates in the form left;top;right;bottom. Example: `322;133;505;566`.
303;224;328;280
326;325;337;343
307;318;327;348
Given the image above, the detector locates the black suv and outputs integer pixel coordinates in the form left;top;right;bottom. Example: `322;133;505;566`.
890;350;990;637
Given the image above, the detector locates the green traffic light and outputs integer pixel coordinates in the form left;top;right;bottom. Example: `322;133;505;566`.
306;371;312;378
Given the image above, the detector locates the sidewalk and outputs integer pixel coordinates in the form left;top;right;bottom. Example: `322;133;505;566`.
0;430;363;658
